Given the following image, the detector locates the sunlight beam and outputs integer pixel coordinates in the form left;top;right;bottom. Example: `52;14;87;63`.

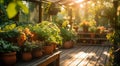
75;0;84;3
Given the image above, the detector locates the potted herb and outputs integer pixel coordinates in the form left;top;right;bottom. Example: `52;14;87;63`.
32;21;62;54
0;39;19;66
22;41;34;61
60;28;76;49
32;41;43;58
79;21;90;32
89;26;97;38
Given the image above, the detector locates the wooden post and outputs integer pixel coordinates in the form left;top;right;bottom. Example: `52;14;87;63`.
56;54;60;66
39;0;42;23
68;7;73;30
113;0;118;50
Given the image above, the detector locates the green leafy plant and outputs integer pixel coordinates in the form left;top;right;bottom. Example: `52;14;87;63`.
32;21;62;45
60;28;76;42
89;26;97;33
22;41;34;52
32;41;43;48
7;0;28;19
0;39;19;53
0;29;20;40
79;20;90;28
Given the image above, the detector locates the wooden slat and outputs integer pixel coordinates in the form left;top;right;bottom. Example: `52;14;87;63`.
77;46;99;66
97;47;108;66
38;46;109;66
68;46;95;66
81;46;104;66
60;46;88;66
60;48;78;60
105;47;110;65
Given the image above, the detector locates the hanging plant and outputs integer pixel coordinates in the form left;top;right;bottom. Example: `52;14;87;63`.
48;3;60;15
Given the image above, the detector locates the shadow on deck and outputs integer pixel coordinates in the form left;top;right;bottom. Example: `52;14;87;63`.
60;46;110;66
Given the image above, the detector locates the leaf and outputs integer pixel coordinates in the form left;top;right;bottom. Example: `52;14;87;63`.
6;2;18;19
0;0;4;4
17;1;29;14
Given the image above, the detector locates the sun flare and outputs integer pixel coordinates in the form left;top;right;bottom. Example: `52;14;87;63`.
75;0;84;3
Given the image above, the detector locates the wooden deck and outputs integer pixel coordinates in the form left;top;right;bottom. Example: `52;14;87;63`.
60;46;110;66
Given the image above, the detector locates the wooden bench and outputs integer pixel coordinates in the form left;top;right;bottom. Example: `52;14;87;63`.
15;51;61;66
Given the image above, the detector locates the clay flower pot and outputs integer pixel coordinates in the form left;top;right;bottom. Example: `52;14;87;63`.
1;52;17;66
32;50;43;58
22;52;32;61
43;45;53;55
63;41;74;49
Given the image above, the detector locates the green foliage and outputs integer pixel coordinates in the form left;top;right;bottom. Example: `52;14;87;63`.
31;21;62;45
0;39;19;53
31;41;43;50
0;29;20;39
89;26;97;33
0;0;29;19
79;21;90;29
0;0;4;4
22;41;34;52
60;28;76;42
107;30;120;44
6;2;18;19
2;23;16;31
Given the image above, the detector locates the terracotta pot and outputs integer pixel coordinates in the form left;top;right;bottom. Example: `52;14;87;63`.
51;43;57;51
43;45;53;55
83;27;88;32
22;52;32;61
32;50;43;58
91;33;95;38
63;41;74;49
1;52;17;66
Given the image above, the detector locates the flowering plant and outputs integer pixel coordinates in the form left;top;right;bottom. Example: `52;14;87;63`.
79;21;90;28
97;26;106;33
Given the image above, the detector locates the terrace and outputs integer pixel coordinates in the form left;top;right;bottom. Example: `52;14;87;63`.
0;0;120;66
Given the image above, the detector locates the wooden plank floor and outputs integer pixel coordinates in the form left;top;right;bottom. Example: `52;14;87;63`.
60;46;110;66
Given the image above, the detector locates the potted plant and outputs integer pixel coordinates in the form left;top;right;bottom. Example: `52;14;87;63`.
79;20;90;32
89;26;97;38
32;41;43;58
22;41;34;61
32;21;62;54
60;28;76;49
97;26;106;34
0;39;19;66
48;3;60;15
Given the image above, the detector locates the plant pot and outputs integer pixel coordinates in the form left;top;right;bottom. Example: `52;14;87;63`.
52;44;57;51
83;27;88;32
32;50;43;58
50;43;57;51
1;52;17;66
91;33;95;38
22;52;32;61
43;45;53;55
63;41;74;49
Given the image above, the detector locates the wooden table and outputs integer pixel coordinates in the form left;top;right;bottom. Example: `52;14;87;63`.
15;51;61;66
